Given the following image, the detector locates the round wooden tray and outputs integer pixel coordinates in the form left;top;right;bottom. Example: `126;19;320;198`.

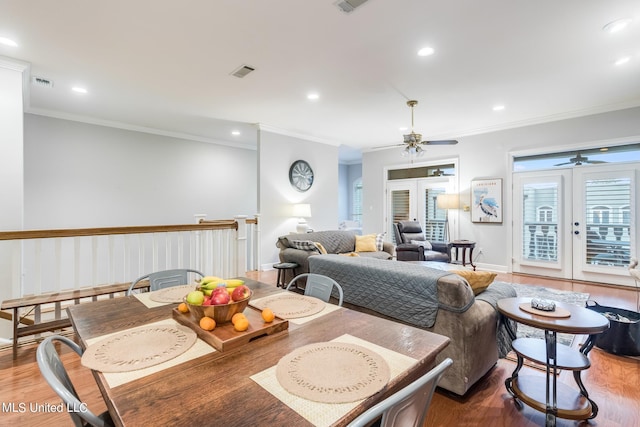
519;303;571;318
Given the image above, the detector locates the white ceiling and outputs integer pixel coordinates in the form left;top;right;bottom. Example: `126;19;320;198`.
1;0;639;163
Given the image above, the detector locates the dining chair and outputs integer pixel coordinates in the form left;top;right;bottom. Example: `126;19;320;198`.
36;335;114;427
286;273;344;306
126;268;204;296
347;357;453;427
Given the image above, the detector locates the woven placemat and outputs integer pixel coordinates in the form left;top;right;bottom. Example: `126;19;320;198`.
251;294;325;319
519;303;571;318
275;342;390;404
149;284;196;303
82;324;197;372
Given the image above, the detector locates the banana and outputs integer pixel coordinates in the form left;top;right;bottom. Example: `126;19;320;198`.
200;276;222;285
224;279;245;288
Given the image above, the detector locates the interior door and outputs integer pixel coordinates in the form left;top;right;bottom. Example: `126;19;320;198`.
513;163;638;285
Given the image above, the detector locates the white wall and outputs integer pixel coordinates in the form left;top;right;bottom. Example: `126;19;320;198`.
363;106;640;271
0;59;27;340
23;114;258;228
258;130;339;268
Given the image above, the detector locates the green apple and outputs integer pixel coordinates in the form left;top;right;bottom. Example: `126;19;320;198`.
186;290;205;306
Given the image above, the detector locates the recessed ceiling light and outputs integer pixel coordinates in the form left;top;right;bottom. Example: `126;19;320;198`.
615;56;630;66
0;37;17;47
492;105;505;111
600;147;609;152
602;18;632;34
72;87;87;94
417;47;435;57
307;93;320;100
231;130;240;136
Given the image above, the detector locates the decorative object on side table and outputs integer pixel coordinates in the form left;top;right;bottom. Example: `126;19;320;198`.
471;178;502;223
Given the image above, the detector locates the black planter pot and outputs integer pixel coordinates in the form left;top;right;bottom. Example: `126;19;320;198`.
585;300;640;356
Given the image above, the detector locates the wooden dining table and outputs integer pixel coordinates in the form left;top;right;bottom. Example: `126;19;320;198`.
67;278;450;427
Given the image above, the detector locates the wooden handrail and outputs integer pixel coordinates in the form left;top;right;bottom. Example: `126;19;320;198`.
0;221;242;241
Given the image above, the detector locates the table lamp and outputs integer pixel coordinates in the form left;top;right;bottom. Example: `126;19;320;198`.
293;203;312;233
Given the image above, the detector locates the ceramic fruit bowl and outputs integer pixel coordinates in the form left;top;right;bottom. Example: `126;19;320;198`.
185;290;252;324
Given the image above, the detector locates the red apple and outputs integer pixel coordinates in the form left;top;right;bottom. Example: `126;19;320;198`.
202;296;212;306
211;291;231;305
231;285;251;302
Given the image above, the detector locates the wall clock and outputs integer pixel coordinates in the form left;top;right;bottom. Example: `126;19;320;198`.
289;160;314;192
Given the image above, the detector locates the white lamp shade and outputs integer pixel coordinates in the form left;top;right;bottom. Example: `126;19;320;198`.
437;194;459;210
292;203;312;218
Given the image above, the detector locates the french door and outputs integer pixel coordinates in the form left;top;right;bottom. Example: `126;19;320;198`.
513;163;638;286
386;178;453;243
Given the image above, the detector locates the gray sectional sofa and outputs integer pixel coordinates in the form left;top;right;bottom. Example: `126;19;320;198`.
276;230;394;283
308;254;516;396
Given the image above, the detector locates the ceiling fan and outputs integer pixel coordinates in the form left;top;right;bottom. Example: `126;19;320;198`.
554;152;607;166
374;100;458;157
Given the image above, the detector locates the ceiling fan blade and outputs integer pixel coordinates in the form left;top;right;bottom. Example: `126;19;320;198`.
554;161;573;166
585;160;607;164
370;143;405;150
422;140;458;145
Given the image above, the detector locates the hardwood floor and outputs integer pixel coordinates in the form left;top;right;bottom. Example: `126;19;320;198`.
0;269;637;426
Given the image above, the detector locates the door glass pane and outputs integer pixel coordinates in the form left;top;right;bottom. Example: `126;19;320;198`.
522;182;558;261
423;188;446;242
585;178;631;266
390;189;410;243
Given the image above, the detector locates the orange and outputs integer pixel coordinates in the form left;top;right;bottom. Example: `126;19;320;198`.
177;302;189;313
231;313;247;325
261;308;275;323
199;316;216;331
233;317;249;332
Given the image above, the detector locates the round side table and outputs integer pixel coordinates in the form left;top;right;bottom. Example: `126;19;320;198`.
273;262;299;288
497;297;609;427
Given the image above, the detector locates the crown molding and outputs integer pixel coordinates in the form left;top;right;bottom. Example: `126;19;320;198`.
257;123;341;147
25;108;257;151
427;100;640;141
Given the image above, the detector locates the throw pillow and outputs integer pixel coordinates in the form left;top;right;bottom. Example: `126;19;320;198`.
375;233;385;251
355;234;377;252
313;242;328;254
452;270;497;295
290;240;320;252
411;240;433;250
339;252;360;257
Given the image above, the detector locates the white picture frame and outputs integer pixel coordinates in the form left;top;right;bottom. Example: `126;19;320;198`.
471;178;502;223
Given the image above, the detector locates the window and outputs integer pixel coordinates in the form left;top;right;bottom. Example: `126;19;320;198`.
352;179;362;224
591;206;610;225
537;205;553;222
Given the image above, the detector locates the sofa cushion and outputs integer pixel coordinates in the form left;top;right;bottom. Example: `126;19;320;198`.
282;231;356;254
290;240;321;252
355;234;377;252
452;270;497;295
313;242;328;254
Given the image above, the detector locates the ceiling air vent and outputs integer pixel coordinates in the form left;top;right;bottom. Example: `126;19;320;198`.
230;65;255;78
31;76;54;88
334;0;369;13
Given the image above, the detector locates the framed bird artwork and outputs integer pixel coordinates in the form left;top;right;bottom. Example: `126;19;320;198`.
471;178;503;223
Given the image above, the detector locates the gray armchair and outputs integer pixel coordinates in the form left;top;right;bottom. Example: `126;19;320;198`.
393;220;450;262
